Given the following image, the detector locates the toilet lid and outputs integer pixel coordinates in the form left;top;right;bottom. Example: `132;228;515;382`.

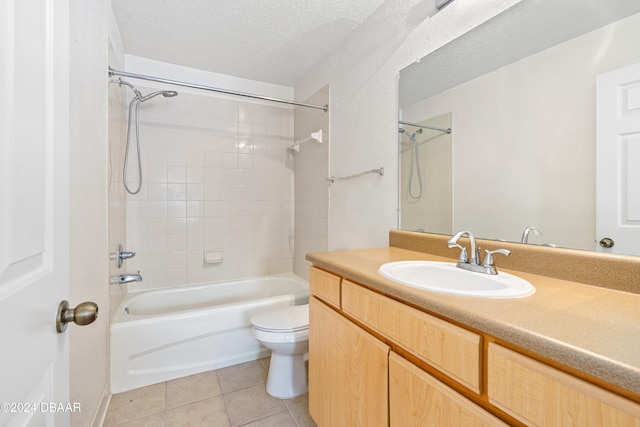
251;304;309;332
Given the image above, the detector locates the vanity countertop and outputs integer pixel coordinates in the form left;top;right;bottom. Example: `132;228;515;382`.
306;245;640;398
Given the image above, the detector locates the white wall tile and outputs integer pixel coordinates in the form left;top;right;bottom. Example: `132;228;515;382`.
167;166;187;183
293;86;330;279
127;91;294;289
147;201;167;218
186;167;205;183
168;201;187;217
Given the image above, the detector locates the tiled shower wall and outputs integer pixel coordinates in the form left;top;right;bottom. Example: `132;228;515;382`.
293;86;330;279
124;88;294;290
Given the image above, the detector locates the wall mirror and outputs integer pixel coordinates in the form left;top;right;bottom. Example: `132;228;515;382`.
398;0;640;255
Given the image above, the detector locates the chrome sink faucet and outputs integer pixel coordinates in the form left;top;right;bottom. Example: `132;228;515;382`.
521;226;542;243
447;230;510;275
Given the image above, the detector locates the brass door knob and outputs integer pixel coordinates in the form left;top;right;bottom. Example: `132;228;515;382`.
599;237;615;249
56;300;98;333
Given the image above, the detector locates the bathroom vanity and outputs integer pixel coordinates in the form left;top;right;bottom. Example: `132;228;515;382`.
307;230;640;426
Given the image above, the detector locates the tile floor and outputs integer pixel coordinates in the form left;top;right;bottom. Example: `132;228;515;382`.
103;358;316;427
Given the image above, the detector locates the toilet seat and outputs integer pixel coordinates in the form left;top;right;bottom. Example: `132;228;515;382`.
250;304;309;333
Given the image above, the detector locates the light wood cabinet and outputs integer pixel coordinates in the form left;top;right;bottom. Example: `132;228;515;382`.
309;296;389;427
488;343;640;426
342;279;481;392
309;266;341;308
309;265;640;427
390;352;508;426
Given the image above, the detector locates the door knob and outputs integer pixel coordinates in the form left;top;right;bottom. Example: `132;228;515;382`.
599;237;615;248
56;300;98;333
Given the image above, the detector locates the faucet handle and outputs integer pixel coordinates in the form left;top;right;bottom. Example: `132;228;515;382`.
482;249;510;267
449;242;469;263
111;243;137;268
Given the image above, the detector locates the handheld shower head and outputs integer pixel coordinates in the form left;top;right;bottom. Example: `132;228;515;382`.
116;79;142;99
139;90;179;102
121;86;178;195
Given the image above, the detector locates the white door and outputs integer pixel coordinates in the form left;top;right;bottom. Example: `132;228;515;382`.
596;62;640;256
1;0;71;425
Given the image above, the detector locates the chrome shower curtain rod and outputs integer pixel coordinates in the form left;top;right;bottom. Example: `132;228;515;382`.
108;67;328;112
399;120;451;134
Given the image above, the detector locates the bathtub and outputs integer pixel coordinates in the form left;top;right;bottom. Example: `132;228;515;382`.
110;273;309;393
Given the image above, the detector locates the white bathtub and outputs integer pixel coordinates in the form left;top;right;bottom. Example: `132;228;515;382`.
110;273;309;393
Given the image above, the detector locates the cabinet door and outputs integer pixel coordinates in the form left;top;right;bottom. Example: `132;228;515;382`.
488;343;640;426
390;352;508;427
309;296;390;427
342;280;481;392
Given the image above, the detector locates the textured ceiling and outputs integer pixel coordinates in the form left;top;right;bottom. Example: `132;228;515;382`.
111;0;390;86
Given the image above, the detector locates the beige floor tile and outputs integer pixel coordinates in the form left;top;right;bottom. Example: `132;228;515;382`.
104;359;315;427
108;411;167;427
288;402;317;427
224;384;286;427
103;383;166;426
216;360;267;394
241;410;298;427
258;356;270;372
165;396;230;427
167;371;222;409
283;393;308;410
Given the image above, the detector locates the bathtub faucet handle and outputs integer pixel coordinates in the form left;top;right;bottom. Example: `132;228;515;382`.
111;243;137;268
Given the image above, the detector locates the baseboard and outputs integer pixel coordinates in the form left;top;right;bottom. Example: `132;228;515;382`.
90;384;111;427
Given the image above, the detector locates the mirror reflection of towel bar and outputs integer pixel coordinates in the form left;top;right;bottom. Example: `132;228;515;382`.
326;167;384;183
399;120;451;134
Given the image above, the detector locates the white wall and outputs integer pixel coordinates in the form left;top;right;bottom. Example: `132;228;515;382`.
68;0;124;425
122;57;296;290
295;0;523;250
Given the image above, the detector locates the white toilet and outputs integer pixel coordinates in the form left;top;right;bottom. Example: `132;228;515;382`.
250;304;309;399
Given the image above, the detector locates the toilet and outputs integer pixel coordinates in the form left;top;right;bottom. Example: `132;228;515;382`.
250;304;309;399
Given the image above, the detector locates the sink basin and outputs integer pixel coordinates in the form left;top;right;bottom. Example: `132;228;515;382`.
378;261;535;298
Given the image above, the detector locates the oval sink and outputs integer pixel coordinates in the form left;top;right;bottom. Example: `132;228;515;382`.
378;261;535;298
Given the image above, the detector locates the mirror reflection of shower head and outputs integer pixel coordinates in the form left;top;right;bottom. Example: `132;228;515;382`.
398;127;423;141
399;127;423;200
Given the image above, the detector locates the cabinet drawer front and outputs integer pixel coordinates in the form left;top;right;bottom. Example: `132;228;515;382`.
488;343;640;426
342;280;481;392
309;266;341;308
390;352;508;426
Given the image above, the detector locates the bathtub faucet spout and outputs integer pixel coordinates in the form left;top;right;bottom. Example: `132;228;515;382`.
110;271;143;284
